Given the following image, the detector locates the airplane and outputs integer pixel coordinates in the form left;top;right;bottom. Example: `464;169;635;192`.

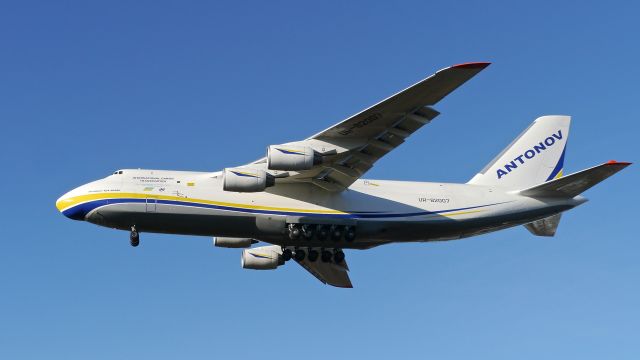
55;62;630;288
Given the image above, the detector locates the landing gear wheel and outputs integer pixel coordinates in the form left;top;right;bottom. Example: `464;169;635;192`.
130;227;139;247
301;224;315;239
316;225;329;241
321;250;332;263
307;249;319;262
282;248;292;261
288;224;301;240
294;249;306;261
330;225;343;241
333;250;345;264
344;226;356;242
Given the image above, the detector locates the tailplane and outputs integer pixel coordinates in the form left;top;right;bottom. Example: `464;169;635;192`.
520;161;630;237
468;115;570;189
518;161;631;198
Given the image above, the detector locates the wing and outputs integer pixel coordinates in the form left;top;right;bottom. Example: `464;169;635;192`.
296;257;352;288
244;62;490;191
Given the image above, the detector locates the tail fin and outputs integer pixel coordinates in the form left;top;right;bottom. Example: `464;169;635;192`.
468;115;570;189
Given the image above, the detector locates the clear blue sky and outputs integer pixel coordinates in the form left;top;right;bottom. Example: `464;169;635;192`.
1;1;638;359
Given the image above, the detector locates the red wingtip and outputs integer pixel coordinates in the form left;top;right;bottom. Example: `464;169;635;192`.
606;160;632;165
452;62;491;69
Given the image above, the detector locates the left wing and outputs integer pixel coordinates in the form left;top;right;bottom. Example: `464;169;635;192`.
239;62;490;192
296;257;352;288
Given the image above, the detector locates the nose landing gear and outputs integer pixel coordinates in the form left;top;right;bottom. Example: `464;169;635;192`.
130;226;140;247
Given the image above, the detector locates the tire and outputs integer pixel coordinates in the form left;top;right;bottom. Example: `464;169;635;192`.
344;226;356;242
330;225;342;241
302;224;315;239
130;231;139;247
316;225;329;241
307;249;319;262
289;225;301;240
321;250;332;263
333;251;345;264
282;248;292;261
294;249;306;261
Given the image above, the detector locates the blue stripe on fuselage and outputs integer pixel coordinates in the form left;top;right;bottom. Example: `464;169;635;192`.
63;198;509;220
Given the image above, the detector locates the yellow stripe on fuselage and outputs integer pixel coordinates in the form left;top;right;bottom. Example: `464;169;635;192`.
424;209;485;218
55;192;348;214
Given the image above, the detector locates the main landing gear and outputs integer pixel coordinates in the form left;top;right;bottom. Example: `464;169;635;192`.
130;226;140;247
282;247;346;264
287;223;356;243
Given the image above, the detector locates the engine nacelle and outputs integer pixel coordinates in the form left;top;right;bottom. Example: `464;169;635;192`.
223;168;275;192
213;237;257;248
241;245;283;270
267;145;321;171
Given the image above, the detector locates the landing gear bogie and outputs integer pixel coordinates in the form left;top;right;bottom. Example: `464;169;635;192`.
285;223;356;244
286;246;346;265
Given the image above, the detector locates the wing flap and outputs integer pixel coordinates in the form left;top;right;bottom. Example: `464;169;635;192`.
296;258;353;288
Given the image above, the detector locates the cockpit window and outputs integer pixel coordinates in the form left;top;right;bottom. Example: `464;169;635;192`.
112;170;124;175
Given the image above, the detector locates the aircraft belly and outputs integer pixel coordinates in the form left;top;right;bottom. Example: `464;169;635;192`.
88;203;260;237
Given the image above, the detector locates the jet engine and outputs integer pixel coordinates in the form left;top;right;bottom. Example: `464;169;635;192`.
223;168;275;192
267;145;321;171
241;245;283;270
213;237;257;248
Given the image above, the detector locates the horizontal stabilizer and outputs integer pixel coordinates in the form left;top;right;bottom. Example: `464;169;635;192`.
518;161;631;198
524;213;562;237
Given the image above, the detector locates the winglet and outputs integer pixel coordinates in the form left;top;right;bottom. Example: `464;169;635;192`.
452;62;491;69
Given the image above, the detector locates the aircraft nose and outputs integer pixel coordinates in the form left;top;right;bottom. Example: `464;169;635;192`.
56;190;85;221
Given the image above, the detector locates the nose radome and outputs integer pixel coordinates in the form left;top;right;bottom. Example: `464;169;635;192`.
55;194;67;212
56;190;86;221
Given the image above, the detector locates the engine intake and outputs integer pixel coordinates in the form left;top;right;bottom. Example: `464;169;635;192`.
223;168;275;192
213;237;257;248
241;245;283;270
267;145;321;171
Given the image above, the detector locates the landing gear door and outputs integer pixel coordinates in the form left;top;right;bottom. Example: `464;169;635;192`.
145;196;157;212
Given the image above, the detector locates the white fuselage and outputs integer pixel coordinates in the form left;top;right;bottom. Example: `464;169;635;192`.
56;169;586;249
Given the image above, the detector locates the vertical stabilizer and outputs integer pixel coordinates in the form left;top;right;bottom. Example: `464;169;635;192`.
468;115;570;189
